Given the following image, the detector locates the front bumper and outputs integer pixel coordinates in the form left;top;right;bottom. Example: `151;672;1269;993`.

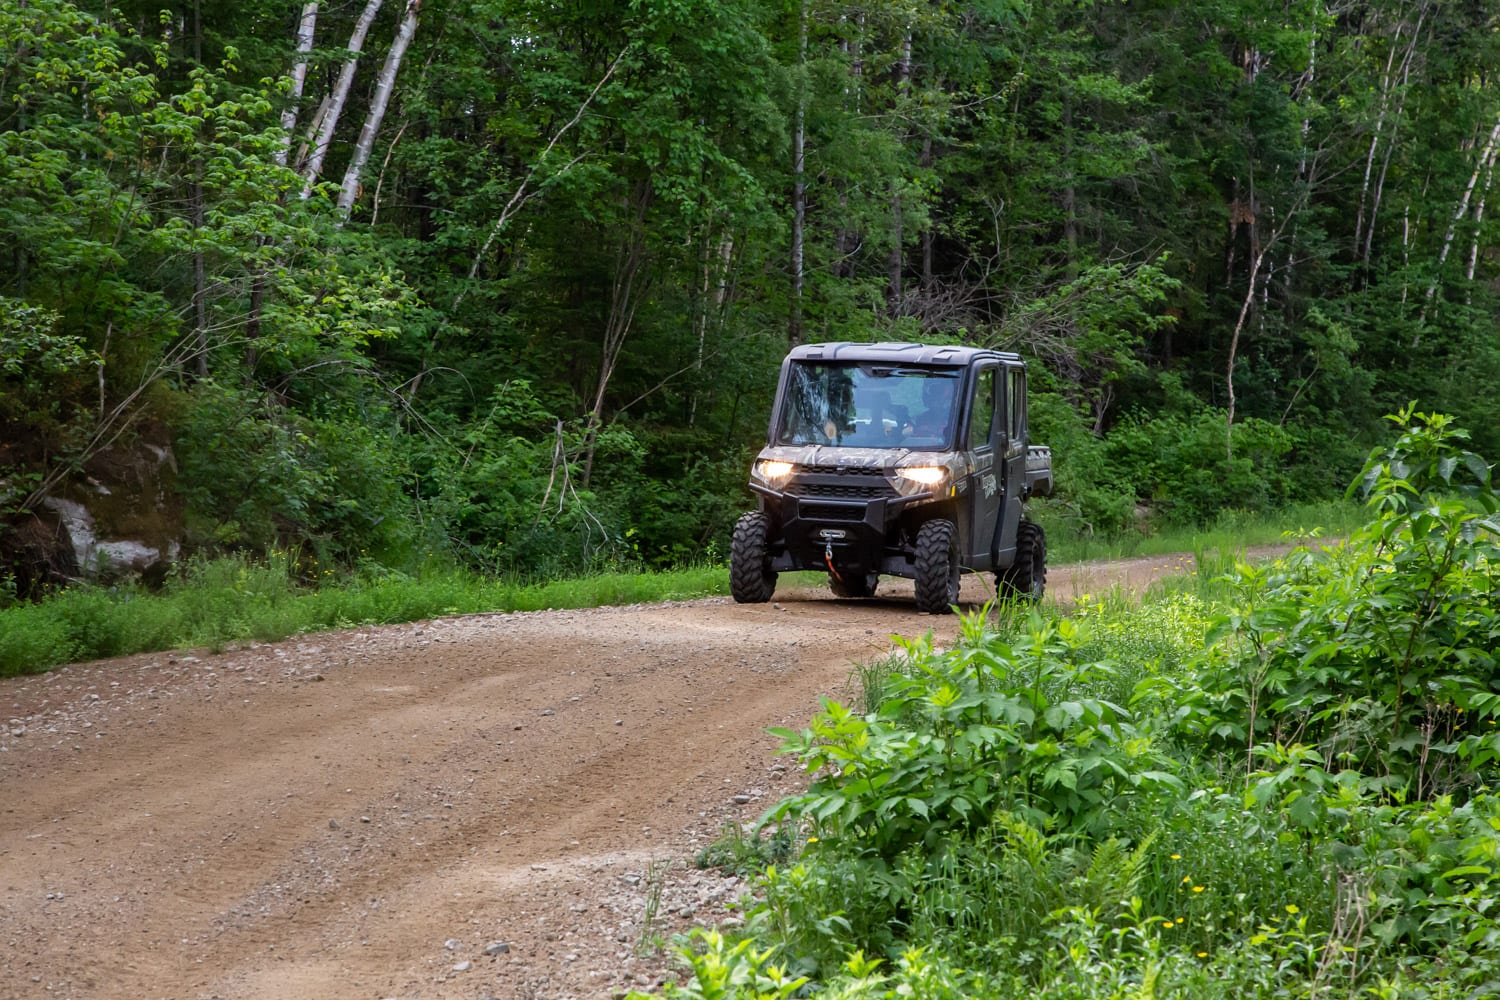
751;467;939;578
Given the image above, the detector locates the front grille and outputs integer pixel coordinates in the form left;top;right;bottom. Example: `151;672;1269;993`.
787;482;895;500
794;464;886;478
799;503;868;522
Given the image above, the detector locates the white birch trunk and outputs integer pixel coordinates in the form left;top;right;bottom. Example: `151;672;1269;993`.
1354;19;1403;254
1362;6;1426;269
1419;112;1500;329
276;2;320;167
1466;142;1496;283
789;0;807;346
336;0;421;219
1401;203;1411;303
301;0;384;197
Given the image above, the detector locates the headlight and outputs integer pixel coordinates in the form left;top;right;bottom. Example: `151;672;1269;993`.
757;460;794;481
897;466;947;486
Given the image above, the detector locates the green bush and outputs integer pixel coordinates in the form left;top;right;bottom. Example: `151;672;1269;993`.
1105;408;1294;525
1029;391;1137;538
1203;407;1500;798
175;382;415;566
768;614;1188;855
0;602;74;676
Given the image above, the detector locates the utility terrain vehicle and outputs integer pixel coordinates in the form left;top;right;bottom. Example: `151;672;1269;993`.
730;342;1053;613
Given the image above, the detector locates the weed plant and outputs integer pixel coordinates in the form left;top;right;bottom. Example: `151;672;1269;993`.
695;823;797;877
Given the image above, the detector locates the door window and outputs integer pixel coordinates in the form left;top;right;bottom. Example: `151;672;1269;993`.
1008;368;1025;444
969;367;996;450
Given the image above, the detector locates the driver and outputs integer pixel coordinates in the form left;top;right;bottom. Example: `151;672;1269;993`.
904;378;955;438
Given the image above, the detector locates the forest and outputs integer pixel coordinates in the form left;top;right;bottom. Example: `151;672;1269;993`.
3;0;1498;592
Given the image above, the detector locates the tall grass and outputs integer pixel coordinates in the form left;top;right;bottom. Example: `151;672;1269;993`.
1046;498;1362;563
0;556;731;677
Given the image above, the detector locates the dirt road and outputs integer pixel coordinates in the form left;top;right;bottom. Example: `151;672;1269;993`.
0;552;1203;1000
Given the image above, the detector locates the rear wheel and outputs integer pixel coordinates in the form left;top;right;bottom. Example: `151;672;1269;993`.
730;512;778;603
829;572;878;598
913;519;961;614
999;520;1047;601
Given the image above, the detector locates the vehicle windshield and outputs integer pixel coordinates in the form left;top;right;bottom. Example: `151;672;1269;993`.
774;361;962;450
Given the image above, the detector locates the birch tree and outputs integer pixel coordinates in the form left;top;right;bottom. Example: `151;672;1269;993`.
275;2;319;167
1418;111;1500;329
300;0;384;197
336;0;421;219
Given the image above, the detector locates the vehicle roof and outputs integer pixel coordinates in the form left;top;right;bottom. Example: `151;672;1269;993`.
786;341;1022;366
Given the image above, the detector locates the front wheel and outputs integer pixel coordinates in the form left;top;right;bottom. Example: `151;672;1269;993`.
730;512;778;603
999;520;1046;601
913;519;961;614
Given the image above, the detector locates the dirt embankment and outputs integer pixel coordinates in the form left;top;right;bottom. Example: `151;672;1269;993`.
0;551;1226;1000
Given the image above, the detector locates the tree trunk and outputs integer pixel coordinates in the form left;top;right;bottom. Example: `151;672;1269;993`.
192;0;208;376
1226;174;1301;460
1354;15;1403;257
301;0;384;196
689;230;735;426
1360;6;1426;272
276;2;319;168
337;0;421;220
789;0;806;347
886;30;912;314
1466;140;1496;285
1419;112;1500;330
1061;105;1078;280
1225;245;1267;462
920;134;933;301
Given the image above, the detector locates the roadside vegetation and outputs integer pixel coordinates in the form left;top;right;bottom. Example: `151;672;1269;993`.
640;411;1500;998
0;497;1360;678
0;560;730;677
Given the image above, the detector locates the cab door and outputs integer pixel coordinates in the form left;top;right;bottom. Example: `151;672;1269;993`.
993;363;1027;567
963;364;1003;569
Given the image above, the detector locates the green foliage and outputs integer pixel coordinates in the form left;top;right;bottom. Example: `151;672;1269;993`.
1106;408;1295;525
623;929;808;1000
1204;408;1500;798
996;258;1182;429
769;616;1187;854
635;415;1500;1000
696;823;797;878
1028;391;1136;538
174;381;415;566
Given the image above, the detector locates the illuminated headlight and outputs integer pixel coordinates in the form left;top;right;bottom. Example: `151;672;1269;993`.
756;460;794;482
897;466;947;486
